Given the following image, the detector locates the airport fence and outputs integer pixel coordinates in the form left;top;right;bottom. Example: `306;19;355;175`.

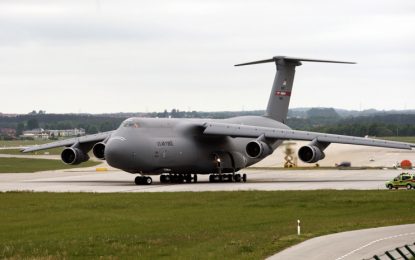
363;242;415;260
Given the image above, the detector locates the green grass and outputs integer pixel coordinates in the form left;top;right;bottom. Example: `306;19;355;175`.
0;139;52;147
0;147;63;155
380;136;415;143
0;191;414;259
0;158;100;173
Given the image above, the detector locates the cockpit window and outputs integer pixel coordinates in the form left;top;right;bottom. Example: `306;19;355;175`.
123;122;140;128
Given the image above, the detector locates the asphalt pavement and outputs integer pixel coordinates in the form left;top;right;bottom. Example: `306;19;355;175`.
0;167;405;192
268;224;415;260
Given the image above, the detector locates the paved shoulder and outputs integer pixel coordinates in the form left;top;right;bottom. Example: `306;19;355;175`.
268;224;415;260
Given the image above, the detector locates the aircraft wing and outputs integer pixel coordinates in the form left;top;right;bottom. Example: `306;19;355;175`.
203;122;415;150
21;131;114;153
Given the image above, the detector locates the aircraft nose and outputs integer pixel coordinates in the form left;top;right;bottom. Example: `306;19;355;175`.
105;137;127;169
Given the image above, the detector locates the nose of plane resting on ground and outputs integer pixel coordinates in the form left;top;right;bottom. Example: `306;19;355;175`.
105;137;128;169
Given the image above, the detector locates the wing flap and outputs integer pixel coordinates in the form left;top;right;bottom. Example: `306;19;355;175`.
21;131;114;153
203;122;415;150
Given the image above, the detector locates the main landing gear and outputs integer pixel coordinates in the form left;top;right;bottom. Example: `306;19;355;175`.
209;173;247;183
135;174;197;185
135;176;153;185
159;174;198;184
134;173;246;185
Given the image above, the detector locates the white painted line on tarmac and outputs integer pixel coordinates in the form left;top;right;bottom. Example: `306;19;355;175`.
335;232;415;260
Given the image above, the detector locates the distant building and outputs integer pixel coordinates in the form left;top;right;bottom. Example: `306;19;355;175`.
22;128;49;139
0;113;18;117
48;128;86;137
0;112;18;117
0;128;17;138
21;128;85;139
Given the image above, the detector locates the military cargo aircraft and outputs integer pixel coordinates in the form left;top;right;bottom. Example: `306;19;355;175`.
22;56;415;185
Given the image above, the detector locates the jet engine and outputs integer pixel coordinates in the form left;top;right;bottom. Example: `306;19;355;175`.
61;147;90;165
298;145;325;163
246;140;272;159
92;142;106;160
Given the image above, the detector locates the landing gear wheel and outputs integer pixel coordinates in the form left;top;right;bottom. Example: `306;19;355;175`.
193;174;198;183
145;177;152;185
242;174;247;183
160;175;166;183
234;174;241;182
135;176;152;185
407;184;412;190
185;174;192;183
134;176;142;185
172;174;178;183
212;175;220;182
165;175;171;183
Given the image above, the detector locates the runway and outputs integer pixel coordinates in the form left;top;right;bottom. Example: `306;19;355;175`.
0;167;404;192
268;224;415;260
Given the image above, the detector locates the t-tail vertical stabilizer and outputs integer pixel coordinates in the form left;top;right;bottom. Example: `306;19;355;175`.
235;56;355;123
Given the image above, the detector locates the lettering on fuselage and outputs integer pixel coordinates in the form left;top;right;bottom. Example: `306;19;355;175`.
157;140;174;147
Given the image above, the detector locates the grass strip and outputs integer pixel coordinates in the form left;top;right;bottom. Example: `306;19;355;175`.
0;148;63;155
0;190;414;259
0;158;100;173
0;140;52;147
380;136;415;143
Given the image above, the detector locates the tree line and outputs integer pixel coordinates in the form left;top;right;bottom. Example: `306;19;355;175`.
287;114;415;137
308;123;415;137
1;110;415;138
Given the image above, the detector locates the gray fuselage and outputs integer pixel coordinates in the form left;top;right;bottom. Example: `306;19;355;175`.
105;116;290;175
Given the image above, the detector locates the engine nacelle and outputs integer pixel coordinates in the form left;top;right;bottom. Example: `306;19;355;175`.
92;142;106;160
246;140;272;159
298;145;325;163
61;147;90;165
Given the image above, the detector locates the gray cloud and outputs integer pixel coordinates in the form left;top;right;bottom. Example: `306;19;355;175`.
0;0;414;113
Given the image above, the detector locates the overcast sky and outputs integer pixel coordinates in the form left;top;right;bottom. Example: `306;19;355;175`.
0;0;414;114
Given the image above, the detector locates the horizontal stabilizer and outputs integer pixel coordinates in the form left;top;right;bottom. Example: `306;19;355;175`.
235;56;356;66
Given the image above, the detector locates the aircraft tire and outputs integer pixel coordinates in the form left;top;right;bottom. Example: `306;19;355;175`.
160;175;166;183
135;176;144;185
145;177;152;185
185;174;192;183
223;174;228;182
234;174;241;182
229;174;234;182
170;174;176;183
211;175;220;182
242;174;247;183
225;175;230;182
193;174;198;183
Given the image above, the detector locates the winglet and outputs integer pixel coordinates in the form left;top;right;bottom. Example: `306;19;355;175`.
235;56;356;66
